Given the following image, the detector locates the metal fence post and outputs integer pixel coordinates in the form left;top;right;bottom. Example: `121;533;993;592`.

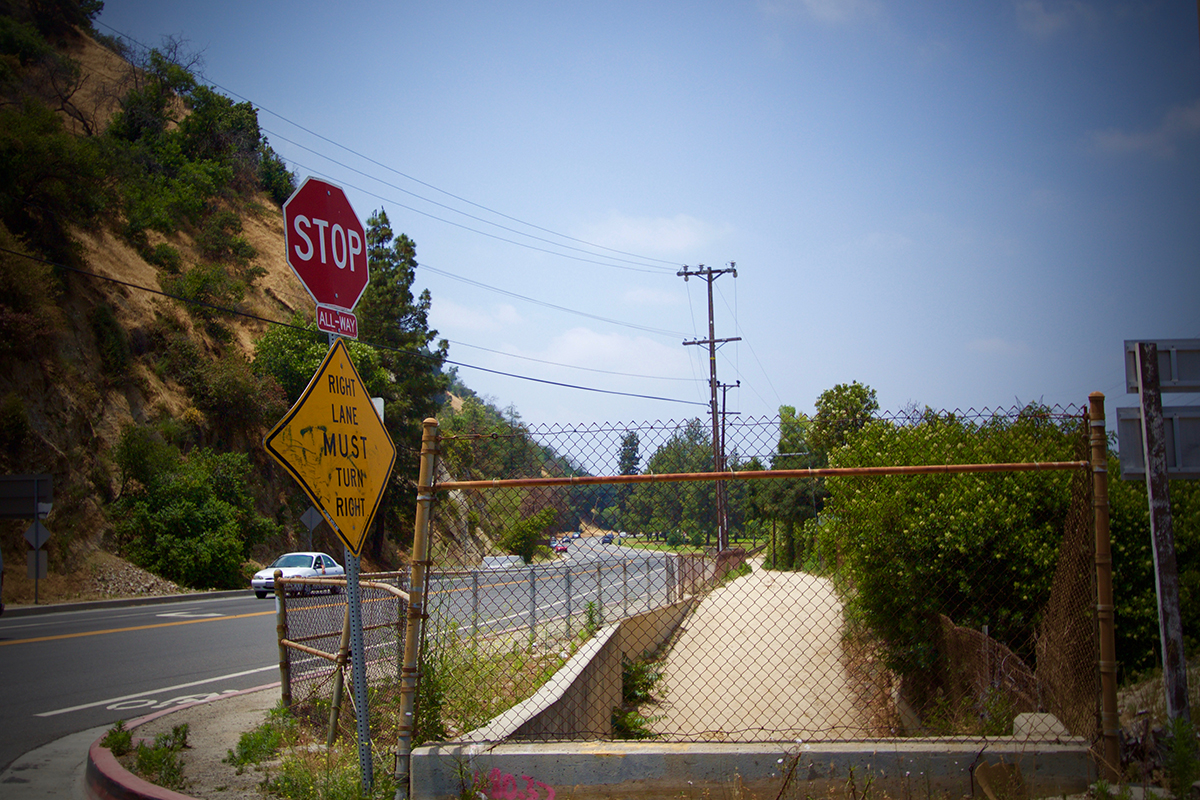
622;560;629;618
471;570;480;642
274;569;291;709
396;418;439;800
564;567;573;639
529;565;537;647
1090;392;1121;781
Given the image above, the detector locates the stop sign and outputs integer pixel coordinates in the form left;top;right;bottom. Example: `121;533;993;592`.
283;177;369;311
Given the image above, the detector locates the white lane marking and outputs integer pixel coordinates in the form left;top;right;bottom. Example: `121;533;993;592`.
155;611;224;618
36;665;278;717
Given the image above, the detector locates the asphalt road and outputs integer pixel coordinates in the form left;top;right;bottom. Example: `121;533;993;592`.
0;593;280;772
0;541;673;772
427;539;672;639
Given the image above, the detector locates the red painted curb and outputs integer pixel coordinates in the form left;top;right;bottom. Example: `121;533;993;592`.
84;682;280;800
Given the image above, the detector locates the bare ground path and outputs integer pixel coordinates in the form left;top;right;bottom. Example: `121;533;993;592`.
649;560;872;742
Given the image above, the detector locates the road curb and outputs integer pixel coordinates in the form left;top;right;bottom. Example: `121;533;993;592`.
3;590;251;617
83;683;279;800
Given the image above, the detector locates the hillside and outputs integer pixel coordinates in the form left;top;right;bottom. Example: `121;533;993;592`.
0;14;431;605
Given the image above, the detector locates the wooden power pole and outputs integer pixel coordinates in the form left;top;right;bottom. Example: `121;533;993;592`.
679;263;740;551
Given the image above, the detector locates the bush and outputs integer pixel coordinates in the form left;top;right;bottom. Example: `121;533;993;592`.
113;442;278;588
161;261;245;324
0;101;109;264
100;720;132;756
90;304;130;376
821;406;1082;678
196;208;256;269
0;392;30;454
143;242;182;273
133;724;188;792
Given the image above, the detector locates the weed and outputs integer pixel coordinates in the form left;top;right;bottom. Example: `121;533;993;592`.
584;601;601;637
224;708;290;770
613;655;664;740
265;742;396;800
132;723;189;791
100;720;132;757
1162;716;1199;800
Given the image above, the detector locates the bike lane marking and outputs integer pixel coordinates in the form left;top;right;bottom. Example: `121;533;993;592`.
36;665;279;717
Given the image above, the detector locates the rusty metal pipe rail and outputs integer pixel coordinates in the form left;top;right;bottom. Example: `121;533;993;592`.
434;460;1090;491
279;576;411;602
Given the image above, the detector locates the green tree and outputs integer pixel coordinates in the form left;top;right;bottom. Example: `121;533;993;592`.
819;405;1082;706
626;419;714;541
113;438;278;588
752;406;823;569
0;100;108;264
353;210;449;558
809;381;879;459
499;508;556;564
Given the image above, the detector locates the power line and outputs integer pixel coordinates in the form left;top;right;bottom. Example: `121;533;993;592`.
94;20;682;273
264;128;673;274
0;245;707;407
285;156;672;275
447;339;702;382
420;264;686;338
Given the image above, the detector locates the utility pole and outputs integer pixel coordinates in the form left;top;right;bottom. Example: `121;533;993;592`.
719;380;739;547
679;263;740;551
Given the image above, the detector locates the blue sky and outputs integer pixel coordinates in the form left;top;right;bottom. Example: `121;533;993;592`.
96;1;1199;434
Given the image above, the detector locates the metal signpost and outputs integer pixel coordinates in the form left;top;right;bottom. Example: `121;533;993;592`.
1118;339;1200;723
1;475;53;604
267;178;391;789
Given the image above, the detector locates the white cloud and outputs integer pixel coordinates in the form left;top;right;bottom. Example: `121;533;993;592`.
759;0;882;24
1089;99;1200;158
1015;1;1096;39
575;212;732;257
965;337;1028;357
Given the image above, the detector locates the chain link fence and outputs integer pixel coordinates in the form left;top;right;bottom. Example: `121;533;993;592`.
275;404;1105;759
422;405;1100;748
276;571;409;746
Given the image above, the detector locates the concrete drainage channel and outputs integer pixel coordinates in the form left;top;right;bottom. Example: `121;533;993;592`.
411;603;1094;800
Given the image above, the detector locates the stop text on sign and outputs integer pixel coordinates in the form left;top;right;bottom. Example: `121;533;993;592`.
291;214;364;273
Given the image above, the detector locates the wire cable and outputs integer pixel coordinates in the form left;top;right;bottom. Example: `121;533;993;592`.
0;245;706;407
264;128;673;273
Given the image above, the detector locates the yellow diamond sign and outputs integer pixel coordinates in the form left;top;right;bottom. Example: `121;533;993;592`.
264;338;396;557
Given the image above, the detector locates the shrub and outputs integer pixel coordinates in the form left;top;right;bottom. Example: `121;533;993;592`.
100;720;132;756
161;261;245;323
143;242;182;273
196;208;256;269
133;724;188;791
113;442;279;588
90;304;130;376
0;392;30;454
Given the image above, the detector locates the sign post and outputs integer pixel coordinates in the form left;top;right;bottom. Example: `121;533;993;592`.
270;178;386;789
1119;339;1200;724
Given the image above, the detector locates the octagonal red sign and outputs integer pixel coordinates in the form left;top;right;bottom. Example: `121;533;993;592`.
283;177;369;311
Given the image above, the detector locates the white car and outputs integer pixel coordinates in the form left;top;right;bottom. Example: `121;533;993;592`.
251;552;344;598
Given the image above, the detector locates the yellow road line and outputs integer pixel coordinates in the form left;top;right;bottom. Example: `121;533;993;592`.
0;610;276;647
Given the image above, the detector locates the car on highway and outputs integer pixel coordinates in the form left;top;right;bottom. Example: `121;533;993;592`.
554;541;569;553
251;552;344;598
600;533;614;545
